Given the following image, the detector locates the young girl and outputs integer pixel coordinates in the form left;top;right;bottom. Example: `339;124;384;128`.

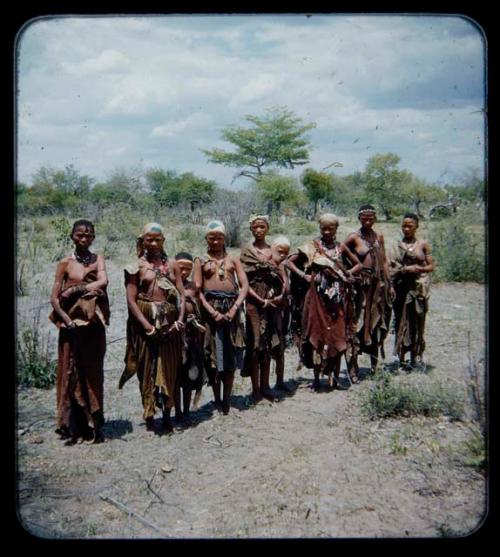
118;223;185;433
174;252;207;423
343;205;395;379
269;235;293;393
49;219;109;444
388;213;434;370
240;216;290;401
193;221;248;415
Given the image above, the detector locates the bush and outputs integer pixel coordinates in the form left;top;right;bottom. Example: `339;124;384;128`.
461;429;486;472
361;372;465;420
428;214;485;282
17;308;57;389
49;216;73;261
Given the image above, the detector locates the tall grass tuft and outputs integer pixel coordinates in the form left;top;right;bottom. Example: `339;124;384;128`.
361;371;465;420
17;306;57;389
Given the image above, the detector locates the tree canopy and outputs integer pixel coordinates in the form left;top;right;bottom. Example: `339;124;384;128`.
202;106;315;183
256;171;301;214
364;153;409;220
301;168;332;216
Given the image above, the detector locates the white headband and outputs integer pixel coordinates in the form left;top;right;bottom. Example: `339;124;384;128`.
205;220;226;236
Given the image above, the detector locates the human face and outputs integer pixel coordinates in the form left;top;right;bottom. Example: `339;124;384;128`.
250;219;269;241
71;225;94;251
359;212;376;230
206;231;225;252
320;223;338;242
273;244;290;263
401;218;418;240
142;232;165;255
177;260;193;282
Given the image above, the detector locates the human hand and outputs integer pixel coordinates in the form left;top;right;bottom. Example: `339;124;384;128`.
390;286;396;301
403;265;419;274
213;311;226;323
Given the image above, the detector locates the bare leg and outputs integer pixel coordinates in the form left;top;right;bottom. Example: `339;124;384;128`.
370;346;379;374
192;388;202;411
274;352;293;393
183;387;192;416
222;371;235;415
250;354;262;402
332;355;342;388
209;369;222;410
162;403;173;433
312;365;321;391
260;352;275;401
174;379;182;421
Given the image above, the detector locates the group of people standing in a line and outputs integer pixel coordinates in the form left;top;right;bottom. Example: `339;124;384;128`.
48;205;434;445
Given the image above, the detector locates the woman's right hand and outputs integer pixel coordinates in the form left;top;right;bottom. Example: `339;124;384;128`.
145;325;156;336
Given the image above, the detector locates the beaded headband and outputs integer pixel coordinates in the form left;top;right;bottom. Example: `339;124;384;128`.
249;214;270;226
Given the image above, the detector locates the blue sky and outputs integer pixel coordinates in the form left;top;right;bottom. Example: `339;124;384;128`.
16;14;486;189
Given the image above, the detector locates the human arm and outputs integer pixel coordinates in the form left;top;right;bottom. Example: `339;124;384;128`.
224;257;249;321
286;253;312;283
167;260;186;332
50;260;74;328
379;234;396;300
340;243;362;278
81;254;109;292
125;273;155;334
193;257;203;293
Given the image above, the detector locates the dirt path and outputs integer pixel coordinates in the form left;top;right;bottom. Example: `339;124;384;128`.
16;282;487;539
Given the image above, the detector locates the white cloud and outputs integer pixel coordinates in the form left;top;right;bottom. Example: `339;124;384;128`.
151;112;213;138
16;15;485;186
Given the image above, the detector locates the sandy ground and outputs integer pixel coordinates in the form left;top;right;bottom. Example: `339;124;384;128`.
16;281;487;539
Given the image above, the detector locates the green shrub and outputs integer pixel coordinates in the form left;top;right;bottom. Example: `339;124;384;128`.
17;317;57;389
428;214;485;282
272;217;317;236
361;372;465;420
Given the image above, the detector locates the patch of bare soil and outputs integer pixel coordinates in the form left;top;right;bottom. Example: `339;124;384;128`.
16;282;487;539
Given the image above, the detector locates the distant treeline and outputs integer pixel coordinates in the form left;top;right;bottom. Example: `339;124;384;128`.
16;155;484;221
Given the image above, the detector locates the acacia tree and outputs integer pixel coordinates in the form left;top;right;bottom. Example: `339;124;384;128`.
301;168;332;217
364;153;408;221
202;106;316;183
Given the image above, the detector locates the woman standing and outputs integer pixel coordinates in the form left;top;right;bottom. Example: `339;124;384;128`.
193;221;248;415
343;205;394;379
240;216;290;401
49;219;109;444
388;213;434;370
287;214;361;390
118;223;185;433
